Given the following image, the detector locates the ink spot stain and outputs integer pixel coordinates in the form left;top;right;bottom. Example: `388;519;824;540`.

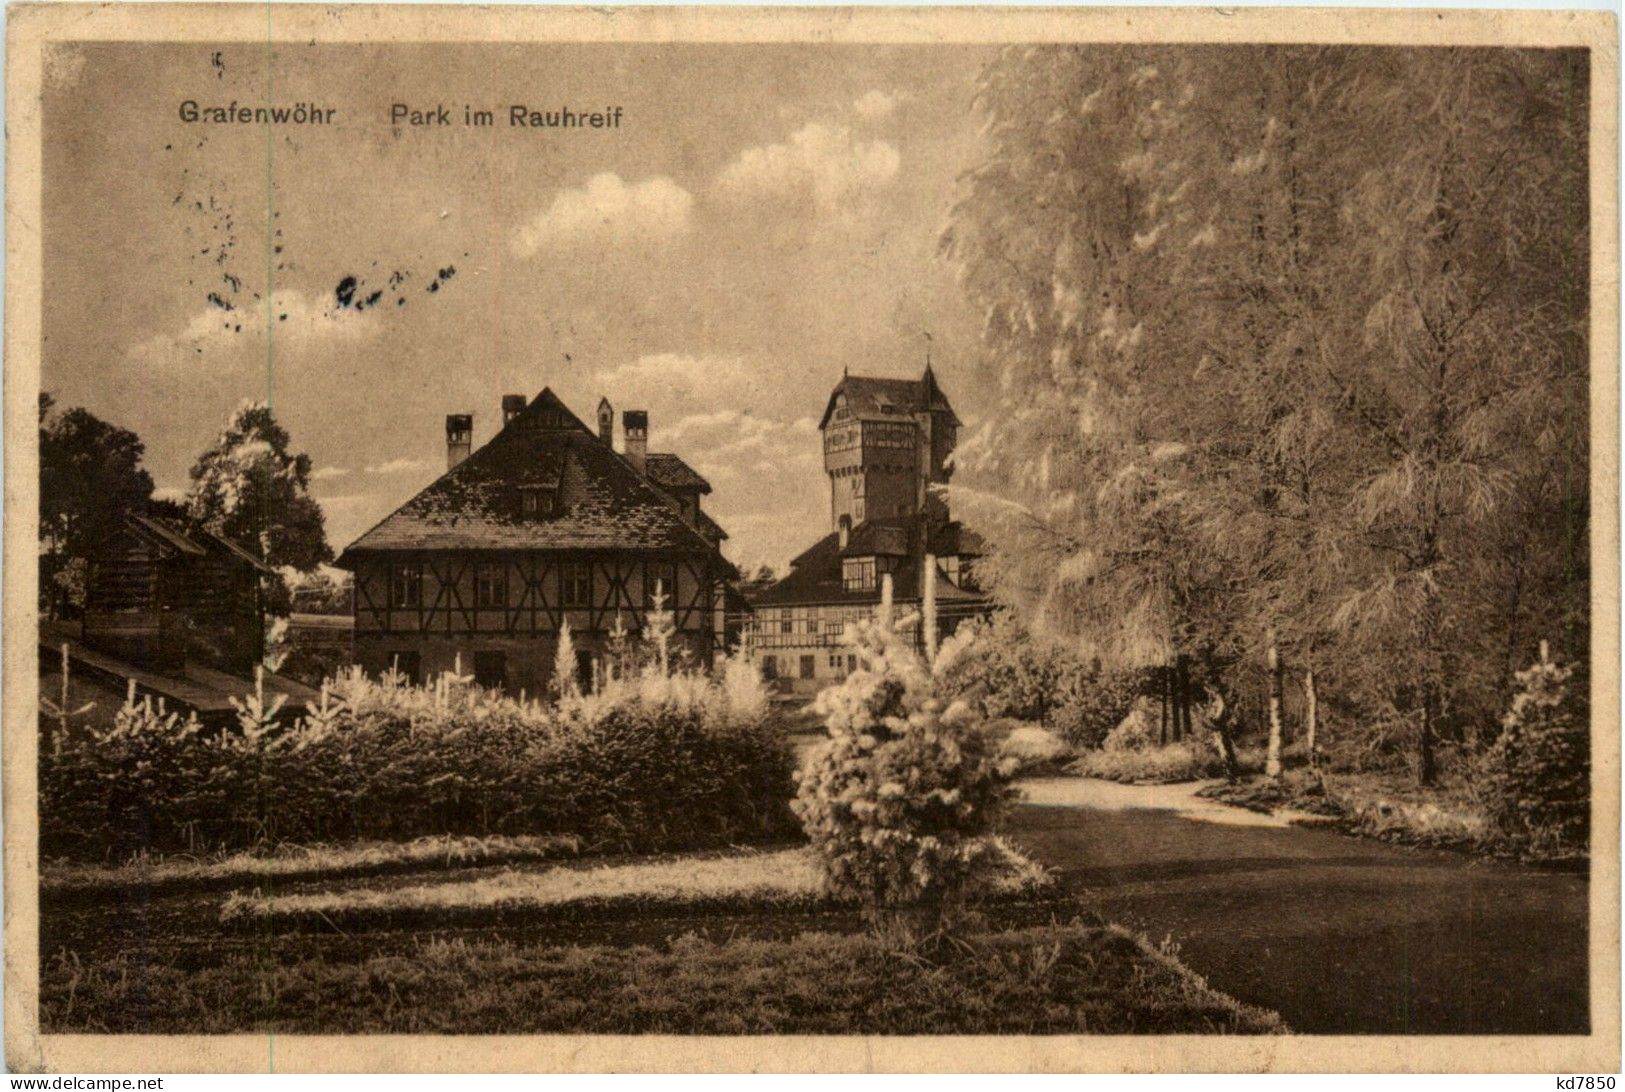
206;292;233;312
334;276;359;309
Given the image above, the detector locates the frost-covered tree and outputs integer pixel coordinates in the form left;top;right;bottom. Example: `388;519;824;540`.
944;46;1588;784
186;400;333;577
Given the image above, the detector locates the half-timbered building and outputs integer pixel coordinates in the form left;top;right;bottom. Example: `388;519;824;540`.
747;364;991;696
336;388;733;695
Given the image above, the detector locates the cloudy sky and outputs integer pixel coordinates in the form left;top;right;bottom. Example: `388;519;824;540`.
43;42;996;572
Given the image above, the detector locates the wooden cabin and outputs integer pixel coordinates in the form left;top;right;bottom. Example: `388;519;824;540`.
335;388;736;696
82;515;273;676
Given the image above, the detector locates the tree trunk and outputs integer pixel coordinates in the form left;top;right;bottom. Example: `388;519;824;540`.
1265;638;1284;779
1183;656;1196;741
1159;665;1169;746
1205;685;1243;782
1419;675;1439;786
1303;664;1319;769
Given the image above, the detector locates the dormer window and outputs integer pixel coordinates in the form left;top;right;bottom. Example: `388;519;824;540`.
842;556;877;592
519;486;557;519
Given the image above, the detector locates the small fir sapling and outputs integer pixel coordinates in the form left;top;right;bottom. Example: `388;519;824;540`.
793;611;1018;934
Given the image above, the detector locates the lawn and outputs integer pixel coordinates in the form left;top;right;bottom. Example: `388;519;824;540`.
45;921;1283;1035
43;833;582;899
41;838;1285;1035
218;841;1049;931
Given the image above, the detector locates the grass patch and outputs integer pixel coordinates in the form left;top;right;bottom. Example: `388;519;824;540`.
43;834;582;900
43;920;1284;1034
220;842;1051;932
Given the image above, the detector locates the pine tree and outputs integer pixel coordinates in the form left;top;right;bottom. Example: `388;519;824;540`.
552;620;579;701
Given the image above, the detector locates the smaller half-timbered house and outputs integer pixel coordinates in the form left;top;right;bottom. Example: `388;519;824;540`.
335;388;733;695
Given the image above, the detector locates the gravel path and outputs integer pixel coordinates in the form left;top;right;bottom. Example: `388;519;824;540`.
1005;776;1589;1034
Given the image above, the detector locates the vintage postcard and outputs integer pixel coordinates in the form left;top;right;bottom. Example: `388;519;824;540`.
4;3;1618;1074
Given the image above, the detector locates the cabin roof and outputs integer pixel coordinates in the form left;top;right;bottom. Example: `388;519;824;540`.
121;515;274;573
337;389;721;561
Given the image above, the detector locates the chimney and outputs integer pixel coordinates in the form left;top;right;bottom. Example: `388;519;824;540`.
597;397;614;446
446;414;473;471
501;394;526;425
623;410;648;474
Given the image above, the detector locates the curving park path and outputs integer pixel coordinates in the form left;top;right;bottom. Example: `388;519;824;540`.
1006;778;1590;1035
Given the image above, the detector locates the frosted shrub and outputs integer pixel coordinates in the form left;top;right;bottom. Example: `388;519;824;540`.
935;613;1138;748
1481;645;1589;858
41;653;795;862
999;725;1071;772
793;615;1018;931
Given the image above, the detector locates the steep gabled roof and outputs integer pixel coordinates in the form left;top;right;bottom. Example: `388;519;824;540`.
337;389;718;560
646;453;712;495
817;367;959;430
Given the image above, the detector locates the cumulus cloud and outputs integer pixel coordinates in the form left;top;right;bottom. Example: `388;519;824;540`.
511;173;693;256
853;90;900;120
591;353;780;419
363;457;438;476
714;123;900;215
654;411;827;572
129;289;381;370
309;466;350;482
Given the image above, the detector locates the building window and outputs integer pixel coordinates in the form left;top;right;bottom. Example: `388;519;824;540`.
520;486;557;518
644;563;677;608
761;655;778;680
780;617;793;634
475;563;507;608
386;650;421;686
847;654;857;673
473;650;506;691
799;655;816;680
390;562;422;609
842;557;877;592
561;562;592;608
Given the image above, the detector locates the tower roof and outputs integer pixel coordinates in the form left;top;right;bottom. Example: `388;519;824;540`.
817;370;959;430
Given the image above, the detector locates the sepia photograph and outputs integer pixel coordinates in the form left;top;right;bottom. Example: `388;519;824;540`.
4;3;1617;1074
